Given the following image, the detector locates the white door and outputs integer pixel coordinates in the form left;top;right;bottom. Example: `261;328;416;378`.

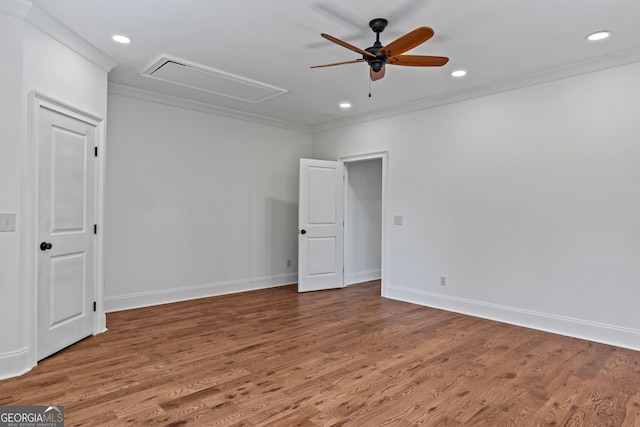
298;159;344;292
37;105;96;360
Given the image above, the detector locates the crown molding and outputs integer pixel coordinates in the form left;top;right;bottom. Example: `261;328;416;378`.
108;83;312;134
0;0;117;72
311;48;640;134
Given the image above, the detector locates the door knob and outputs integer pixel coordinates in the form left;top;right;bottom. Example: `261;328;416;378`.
300;229;307;235
40;242;52;251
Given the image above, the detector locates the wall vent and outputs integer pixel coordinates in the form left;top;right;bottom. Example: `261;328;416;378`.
140;56;287;103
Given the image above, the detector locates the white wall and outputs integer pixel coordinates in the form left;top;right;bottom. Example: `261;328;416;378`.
313;61;640;350
0;14;26;366
0;12;108;379
22;24;108;116
104;93;312;311
345;159;382;285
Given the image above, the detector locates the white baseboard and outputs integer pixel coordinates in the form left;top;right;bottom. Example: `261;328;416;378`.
0;347;33;381
345;269;381;286
104;273;297;313
385;285;640;352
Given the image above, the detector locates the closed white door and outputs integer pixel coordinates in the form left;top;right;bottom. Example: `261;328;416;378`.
37;105;96;360
298;159;344;292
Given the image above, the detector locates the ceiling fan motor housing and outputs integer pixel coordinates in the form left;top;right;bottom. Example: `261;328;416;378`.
368;57;386;72
364;45;386;72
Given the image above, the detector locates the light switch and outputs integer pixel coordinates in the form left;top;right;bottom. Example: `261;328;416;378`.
393;215;403;226
0;213;16;232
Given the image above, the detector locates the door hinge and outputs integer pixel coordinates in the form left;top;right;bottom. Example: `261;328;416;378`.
94;224;97;235
95;146;98;157
93;301;97;312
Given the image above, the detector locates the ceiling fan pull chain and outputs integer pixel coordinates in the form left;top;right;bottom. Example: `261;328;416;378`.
369;76;372;98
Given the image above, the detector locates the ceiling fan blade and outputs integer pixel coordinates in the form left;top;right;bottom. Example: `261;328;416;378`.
321;33;377;58
380;26;435;58
387;55;449;67
311;59;365;68
370;65;386;81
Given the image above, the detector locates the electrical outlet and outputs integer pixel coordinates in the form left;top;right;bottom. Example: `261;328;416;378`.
0;213;16;232
394;215;403;226
287;259;291;268
440;275;447;286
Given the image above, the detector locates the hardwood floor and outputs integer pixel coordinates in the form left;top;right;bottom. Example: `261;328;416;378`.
2;281;640;426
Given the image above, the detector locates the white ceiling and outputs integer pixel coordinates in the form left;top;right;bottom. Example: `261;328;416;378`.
28;0;640;129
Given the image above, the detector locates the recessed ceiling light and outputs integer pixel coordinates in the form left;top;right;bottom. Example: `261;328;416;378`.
339;102;352;109
112;34;131;44
451;70;467;77
586;31;611;41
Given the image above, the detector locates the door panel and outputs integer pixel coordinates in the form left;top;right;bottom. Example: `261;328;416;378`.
307;237;337;275
298;159;344;292
308;167;337;224
37;106;96;360
51;128;87;232
49;253;85;328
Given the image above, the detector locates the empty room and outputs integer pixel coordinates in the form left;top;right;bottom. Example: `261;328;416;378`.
1;0;640;425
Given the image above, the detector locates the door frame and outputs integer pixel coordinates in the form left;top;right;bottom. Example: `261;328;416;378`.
22;92;106;369
339;151;389;297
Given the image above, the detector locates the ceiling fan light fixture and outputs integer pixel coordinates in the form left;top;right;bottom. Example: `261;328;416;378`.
451;70;467;77
112;34;131;44
586;31;611;41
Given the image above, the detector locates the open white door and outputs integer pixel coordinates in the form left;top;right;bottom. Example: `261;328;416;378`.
298;159;344;292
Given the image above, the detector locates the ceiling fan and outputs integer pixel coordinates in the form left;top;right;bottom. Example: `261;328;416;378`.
311;18;449;81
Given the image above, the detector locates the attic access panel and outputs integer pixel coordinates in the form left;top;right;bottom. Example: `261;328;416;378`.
141;56;288;103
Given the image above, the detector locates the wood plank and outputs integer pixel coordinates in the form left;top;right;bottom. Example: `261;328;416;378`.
1;280;639;426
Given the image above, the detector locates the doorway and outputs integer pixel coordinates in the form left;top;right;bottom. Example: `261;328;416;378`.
341;151;388;295
344;158;382;285
297;152;388;294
